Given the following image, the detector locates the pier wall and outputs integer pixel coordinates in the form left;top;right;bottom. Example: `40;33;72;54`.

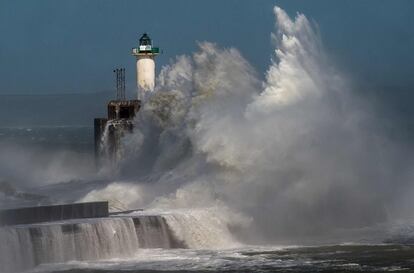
0;201;109;226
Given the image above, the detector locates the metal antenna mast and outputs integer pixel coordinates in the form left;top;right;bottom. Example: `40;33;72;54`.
113;68;126;100
121;68;125;100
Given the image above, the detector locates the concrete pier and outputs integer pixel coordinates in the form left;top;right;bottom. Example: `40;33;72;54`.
0;201;109;226
94;99;140;164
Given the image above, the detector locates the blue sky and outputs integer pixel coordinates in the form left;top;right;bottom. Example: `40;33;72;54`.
0;0;413;95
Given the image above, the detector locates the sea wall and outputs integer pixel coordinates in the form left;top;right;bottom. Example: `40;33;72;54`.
0;210;237;273
0;215;183;273
0;202;109;226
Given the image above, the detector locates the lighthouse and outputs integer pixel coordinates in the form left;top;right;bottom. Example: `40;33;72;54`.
132;33;160;99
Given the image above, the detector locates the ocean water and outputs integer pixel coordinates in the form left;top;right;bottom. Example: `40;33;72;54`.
1;107;414;272
0;126;94;152
0;120;414;273
27;245;414;273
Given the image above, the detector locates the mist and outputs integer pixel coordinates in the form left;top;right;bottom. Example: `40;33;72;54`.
88;6;414;244
0;92;112;204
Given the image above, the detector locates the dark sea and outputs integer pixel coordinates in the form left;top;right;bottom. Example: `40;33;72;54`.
31;245;414;273
0;126;94;152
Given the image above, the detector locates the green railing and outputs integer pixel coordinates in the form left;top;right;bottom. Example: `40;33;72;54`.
151;47;160;54
132;47;160;55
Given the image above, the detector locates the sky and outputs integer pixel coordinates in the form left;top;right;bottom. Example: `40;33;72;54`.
0;0;413;96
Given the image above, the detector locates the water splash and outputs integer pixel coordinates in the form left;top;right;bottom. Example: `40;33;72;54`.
106;6;408;243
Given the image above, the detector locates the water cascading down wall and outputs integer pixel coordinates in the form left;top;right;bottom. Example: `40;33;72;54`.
0;215;186;273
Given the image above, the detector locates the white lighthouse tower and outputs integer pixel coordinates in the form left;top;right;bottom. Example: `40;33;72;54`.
132;33;160;100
